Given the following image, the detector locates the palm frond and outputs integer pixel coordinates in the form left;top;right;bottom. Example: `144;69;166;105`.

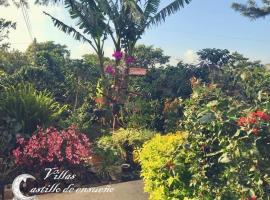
143;0;160;18
149;0;191;25
43;11;97;51
65;0;107;37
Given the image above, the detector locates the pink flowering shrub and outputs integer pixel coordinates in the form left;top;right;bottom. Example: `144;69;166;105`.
12;125;92;167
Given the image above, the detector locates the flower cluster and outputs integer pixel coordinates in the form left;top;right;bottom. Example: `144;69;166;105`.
12;125;92;166
237;111;270;135
105;50;136;75
112;50;123;60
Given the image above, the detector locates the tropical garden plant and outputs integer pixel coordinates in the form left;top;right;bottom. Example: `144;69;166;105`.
0;83;66;135
12;125;92;168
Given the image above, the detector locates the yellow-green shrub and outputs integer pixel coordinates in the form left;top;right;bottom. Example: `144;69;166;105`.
138;132;192;200
96;128;156;167
97;128;156;155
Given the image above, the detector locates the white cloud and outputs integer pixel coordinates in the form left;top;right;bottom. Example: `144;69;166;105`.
183;49;199;64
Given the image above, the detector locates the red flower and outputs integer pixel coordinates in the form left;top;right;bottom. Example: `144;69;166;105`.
252;111;270;121
237;117;249;126
237;115;257;127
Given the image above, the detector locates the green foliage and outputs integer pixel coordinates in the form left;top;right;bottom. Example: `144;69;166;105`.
0;13;16;48
0;83;67;135
133;45;170;68
96;128;156;177
97;128;156;155
197;48;231;66
137;65;193;100
179;83;270;199
121;98;163;131
0;49;27;74
232;0;270;19
213;63;270;105
41;0;191;65
62;93;112;138
94;136;124;180
124;63;201;132
138;132;191;200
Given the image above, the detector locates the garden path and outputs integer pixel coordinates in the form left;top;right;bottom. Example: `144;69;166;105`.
37;180;148;200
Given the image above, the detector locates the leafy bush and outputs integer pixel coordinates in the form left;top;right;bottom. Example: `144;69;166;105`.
179;83;270;199
97;128;156;155
62;94;112;138
97;128;156;166
163;98;183;132
139;79;270;199
0;83;66;135
138;132;191;200
211;63;270;105
12;125;92;168
121;98;164;131
93;143;123;181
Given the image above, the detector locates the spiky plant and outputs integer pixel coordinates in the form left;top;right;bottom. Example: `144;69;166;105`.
0;83;67;135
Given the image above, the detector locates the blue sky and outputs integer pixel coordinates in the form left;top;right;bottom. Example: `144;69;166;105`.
1;0;270;64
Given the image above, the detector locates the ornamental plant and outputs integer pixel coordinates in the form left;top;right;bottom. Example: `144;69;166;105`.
180;83;270;199
0;83;66;135
138;132;192;200
139;80;270;199
12;125;92;168
97;128;156;161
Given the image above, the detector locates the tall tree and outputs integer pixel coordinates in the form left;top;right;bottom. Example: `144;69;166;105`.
197;48;231;67
0;0;16;48
40;0;191;68
133;45;170;68
232;0;270;19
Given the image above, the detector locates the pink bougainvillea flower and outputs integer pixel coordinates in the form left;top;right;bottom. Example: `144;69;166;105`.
125;55;135;65
104;65;115;75
112;51;123;60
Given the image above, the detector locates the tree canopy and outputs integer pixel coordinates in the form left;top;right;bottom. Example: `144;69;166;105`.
0;0;16;48
232;0;270;19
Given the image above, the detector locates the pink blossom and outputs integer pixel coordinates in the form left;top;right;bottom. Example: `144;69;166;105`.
112;51;123;60
12;125;92;166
